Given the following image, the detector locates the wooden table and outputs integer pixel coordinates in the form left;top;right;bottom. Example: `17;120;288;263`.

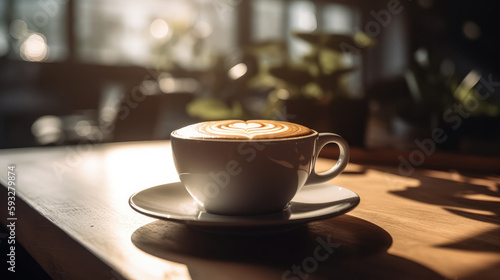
1;141;499;280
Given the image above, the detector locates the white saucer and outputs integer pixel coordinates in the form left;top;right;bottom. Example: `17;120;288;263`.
129;182;360;231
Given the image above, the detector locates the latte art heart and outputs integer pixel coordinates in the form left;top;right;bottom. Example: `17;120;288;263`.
231;122;261;130
173;120;313;140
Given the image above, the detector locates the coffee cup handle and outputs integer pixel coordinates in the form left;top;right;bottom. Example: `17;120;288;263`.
306;133;350;185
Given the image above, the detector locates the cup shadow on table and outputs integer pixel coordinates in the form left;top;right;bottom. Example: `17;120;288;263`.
131;215;443;280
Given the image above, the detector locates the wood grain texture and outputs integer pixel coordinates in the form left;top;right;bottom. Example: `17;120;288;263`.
0;141;499;280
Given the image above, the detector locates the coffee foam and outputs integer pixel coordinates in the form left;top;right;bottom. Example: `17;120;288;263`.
173;120;313;140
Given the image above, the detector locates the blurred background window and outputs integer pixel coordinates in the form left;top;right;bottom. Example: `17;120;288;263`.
0;1;8;57
251;0;285;43
6;0;68;62
75;0;237;69
287;0;317;61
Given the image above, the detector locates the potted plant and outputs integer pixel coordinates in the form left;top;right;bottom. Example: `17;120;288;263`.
264;31;375;146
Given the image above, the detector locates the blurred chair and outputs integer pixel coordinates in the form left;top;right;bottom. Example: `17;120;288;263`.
111;90;197;142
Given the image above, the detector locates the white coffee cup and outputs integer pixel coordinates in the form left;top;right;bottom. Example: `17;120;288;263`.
171;120;349;215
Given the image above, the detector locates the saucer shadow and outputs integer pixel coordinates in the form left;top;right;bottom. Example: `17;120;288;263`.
131;215;443;280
